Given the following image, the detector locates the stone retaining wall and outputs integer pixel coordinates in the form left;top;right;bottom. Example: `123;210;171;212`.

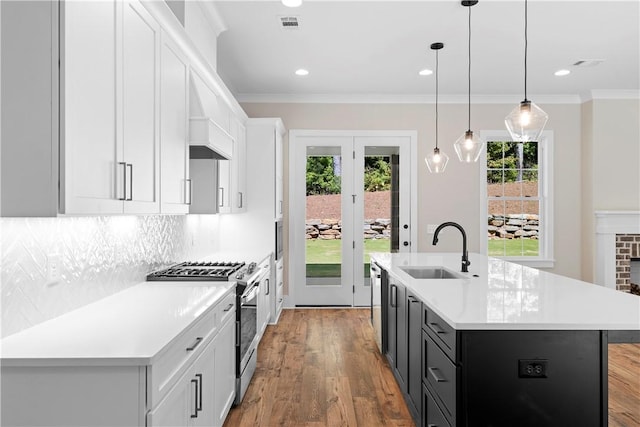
306;219;391;240
488;214;539;240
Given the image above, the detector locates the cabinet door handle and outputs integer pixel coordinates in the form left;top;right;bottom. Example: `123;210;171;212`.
279;200;283;214
186;337;203;352
219;187;224;207
186;179;192;205
390;284;397;307
429;322;446;334
223;303;234;312
126;163;133;201
118;162;127;200
190;378;198;418
195;373;203;412
265;278;270;296
238;192;243;208
428;367;447;383
409;297;420;304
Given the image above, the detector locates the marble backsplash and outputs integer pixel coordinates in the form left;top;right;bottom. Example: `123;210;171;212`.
0;214;221;338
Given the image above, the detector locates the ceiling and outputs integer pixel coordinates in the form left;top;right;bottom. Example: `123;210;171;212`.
213;0;640;103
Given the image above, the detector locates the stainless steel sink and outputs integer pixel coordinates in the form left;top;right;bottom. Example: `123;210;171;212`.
399;266;464;280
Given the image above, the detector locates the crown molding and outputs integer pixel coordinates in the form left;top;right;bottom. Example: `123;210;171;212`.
236;93;582;105
582;90;640;102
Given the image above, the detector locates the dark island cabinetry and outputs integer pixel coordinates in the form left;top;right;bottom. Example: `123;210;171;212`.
382;268;607;427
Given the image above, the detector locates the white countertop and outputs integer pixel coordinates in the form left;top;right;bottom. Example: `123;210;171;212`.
371;252;640;331
0;281;235;367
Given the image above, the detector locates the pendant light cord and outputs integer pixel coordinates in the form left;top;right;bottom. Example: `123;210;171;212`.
524;0;528;101
435;48;439;149
467;4;472;131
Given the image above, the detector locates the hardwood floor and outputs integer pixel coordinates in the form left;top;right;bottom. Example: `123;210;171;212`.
225;309;640;427
609;343;640;427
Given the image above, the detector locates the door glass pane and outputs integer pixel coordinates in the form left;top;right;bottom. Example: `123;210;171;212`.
363;151;394;281
305;153;342;286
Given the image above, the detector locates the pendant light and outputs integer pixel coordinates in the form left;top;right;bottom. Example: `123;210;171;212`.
505;0;548;142
454;0;484;163
425;42;449;174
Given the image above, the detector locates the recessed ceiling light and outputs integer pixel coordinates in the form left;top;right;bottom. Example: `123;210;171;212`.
554;69;571;77
295;69;309;76
282;0;302;7
418;69;433;76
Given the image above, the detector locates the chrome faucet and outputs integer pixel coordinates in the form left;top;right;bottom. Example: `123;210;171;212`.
432;222;470;273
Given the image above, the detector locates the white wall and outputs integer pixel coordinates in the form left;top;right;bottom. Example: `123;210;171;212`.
581;98;640;282
242;101;583;280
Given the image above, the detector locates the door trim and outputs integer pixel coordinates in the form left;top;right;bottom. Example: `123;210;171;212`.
287;130;418;307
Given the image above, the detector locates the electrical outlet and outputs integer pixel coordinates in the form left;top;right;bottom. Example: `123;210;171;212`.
46;255;62;285
427;224;437;234
518;359;548;378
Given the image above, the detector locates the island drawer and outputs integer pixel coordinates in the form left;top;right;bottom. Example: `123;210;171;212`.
423;307;456;361
424;331;457;426
424;383;451;427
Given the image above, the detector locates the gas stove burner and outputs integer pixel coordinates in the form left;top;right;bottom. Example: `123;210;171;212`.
146;261;247;281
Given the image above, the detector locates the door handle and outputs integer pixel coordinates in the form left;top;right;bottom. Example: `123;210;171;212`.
403;241;409;247
195;373;203;412
118;162;127;200
126;163;133;201
190;378;198;418
390;284;397;307
219;187;224;207
186;179;192;205
429;322;446;334
238;192;243;208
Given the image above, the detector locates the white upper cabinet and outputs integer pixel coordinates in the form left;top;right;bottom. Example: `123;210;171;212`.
0;0;247;217
121;1;161;214
231;118;248;213
62;0;161;214
160;32;190;214
59;0;123;214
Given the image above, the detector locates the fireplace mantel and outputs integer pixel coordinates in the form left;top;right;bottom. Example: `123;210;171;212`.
595;211;640;290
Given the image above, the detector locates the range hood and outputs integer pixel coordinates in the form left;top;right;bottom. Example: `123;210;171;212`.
189;71;233;160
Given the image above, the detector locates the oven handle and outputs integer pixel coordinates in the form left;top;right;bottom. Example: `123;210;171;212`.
241;285;258;304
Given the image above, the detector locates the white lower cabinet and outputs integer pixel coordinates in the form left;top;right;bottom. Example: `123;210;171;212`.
212;313;236;426
0;288;237;427
148;334;217;427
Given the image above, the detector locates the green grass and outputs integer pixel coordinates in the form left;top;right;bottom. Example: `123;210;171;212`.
306;238;390;278
304;238;538;278
488;239;539;256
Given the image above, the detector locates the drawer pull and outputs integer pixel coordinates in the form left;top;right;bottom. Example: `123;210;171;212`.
223;303;234;312
428;367;447;383
186;337;203;352
190;378;198;418
429;322;446;334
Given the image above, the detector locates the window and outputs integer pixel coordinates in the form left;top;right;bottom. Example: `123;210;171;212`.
480;131;554;268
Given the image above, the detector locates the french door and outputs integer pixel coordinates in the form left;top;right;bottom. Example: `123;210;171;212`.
289;131;416;307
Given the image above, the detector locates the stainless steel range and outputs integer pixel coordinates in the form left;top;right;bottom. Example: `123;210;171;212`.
146;261;246;281
146;260;262;406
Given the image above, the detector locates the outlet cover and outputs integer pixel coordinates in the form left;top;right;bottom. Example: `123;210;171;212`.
46;254;62;285
518;359;548;378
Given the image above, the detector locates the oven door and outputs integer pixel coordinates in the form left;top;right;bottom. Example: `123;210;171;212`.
239;283;258;373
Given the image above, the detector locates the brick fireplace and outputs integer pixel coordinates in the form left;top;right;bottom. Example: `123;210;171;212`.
595;211;640;291
615;234;640;293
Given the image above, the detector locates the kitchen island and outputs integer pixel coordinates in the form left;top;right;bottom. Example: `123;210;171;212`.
370;252;640;427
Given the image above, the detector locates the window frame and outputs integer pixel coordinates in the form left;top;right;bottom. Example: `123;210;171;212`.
479;130;555;268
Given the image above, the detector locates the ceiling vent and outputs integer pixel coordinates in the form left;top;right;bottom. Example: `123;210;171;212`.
573;59;605;68
279;16;300;29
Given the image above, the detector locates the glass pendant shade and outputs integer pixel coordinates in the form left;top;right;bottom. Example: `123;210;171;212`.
425;147;449;174
454;130;484;163
505;99;548;142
